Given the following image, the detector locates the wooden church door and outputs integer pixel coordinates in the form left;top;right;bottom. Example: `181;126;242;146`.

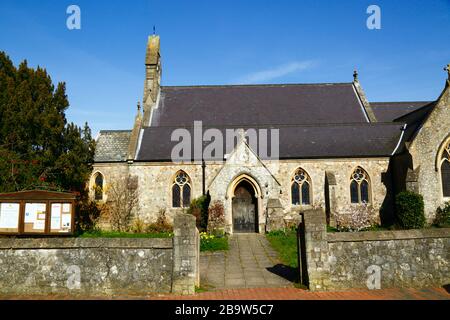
232;181;257;233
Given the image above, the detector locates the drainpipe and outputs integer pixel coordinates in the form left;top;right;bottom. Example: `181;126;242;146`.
202;158;206;196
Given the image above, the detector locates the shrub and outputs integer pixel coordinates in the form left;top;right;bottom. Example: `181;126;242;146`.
395;191;426;229
131;217;147;233
146;208;173;233
434;201;450;227
207;200;225;235
188;195;210;231
336;203;379;232
75;199;101;233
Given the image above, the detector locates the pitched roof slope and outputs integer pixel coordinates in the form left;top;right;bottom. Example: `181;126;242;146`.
150;83;369;127
94;130;131;162
371;101;433;122
136;123;404;161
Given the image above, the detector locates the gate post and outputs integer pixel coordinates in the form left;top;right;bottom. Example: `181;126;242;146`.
172;213;200;295
301;209;331;291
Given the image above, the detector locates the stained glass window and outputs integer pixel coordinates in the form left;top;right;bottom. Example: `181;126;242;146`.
291;168;311;205
350;167;371;204
172;184;181;208
173;171;191;208
441;141;450;197
94;173;104;201
183;184;191;207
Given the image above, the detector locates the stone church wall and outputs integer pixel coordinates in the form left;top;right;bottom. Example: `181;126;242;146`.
92;156;391;232
408;84;450;221
274;158;391;226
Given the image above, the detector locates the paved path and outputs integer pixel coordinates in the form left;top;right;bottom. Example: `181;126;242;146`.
200;233;293;289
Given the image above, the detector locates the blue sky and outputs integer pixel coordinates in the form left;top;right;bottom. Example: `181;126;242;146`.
1;0;449;135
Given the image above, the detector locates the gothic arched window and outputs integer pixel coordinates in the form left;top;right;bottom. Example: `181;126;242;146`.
441;141;450;197
172;171;192;208
291;168;311;205
94;173;104;201
350;167;370;204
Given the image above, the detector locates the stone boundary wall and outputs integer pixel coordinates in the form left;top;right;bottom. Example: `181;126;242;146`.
302;209;450;291
0;214;199;296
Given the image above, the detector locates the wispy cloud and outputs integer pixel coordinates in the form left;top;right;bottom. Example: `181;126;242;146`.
236;60;317;84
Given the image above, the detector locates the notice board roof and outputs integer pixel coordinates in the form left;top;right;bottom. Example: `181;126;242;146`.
0;190;77;201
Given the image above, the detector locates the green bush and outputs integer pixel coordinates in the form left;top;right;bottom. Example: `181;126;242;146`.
395;191;426;229
435;201;450;227
75;199;101;234
188;195;210;231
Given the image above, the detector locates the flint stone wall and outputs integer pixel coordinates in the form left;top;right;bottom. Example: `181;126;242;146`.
93;157;391;233
0;214;199;296
302;209;450;291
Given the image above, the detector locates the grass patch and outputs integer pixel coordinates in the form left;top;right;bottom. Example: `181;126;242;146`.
266;230;298;268
200;236;228;252
78;230;173;238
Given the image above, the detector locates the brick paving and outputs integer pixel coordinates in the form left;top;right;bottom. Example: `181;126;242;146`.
200;233;293;289
0;286;448;300
160;286;450;300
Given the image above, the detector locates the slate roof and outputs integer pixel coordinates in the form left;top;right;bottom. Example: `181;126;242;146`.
150;83;368;127
371;101;433;122
94;130;131;162
135;123;404;161
94;84;436;162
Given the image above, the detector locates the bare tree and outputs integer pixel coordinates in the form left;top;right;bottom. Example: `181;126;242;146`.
105;175;139;232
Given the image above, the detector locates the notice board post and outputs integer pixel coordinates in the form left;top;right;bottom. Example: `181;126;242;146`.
0;190;76;236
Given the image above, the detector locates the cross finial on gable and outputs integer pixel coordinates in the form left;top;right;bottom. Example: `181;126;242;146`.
353;69;358;82
445;63;450;80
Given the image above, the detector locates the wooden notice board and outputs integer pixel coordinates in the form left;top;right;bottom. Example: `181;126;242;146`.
0;190;76;236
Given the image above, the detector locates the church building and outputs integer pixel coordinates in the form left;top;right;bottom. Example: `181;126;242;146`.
91;35;450;233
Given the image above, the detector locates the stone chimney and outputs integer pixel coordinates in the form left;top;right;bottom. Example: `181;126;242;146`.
352;69;377;122
142;35;162;126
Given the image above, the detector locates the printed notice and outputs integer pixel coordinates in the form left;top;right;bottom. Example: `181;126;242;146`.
62;203;71;213
0;203;20;229
25;203;46;223
51;203;62;230
62;214;71;230
34;220;45;230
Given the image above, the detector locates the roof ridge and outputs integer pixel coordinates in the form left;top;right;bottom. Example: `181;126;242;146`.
371;101;433;105
99;130;132;133
161;82;353;89
143;122;403;129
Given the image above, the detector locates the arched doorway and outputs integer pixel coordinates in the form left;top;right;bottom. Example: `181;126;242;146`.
232;179;258;233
